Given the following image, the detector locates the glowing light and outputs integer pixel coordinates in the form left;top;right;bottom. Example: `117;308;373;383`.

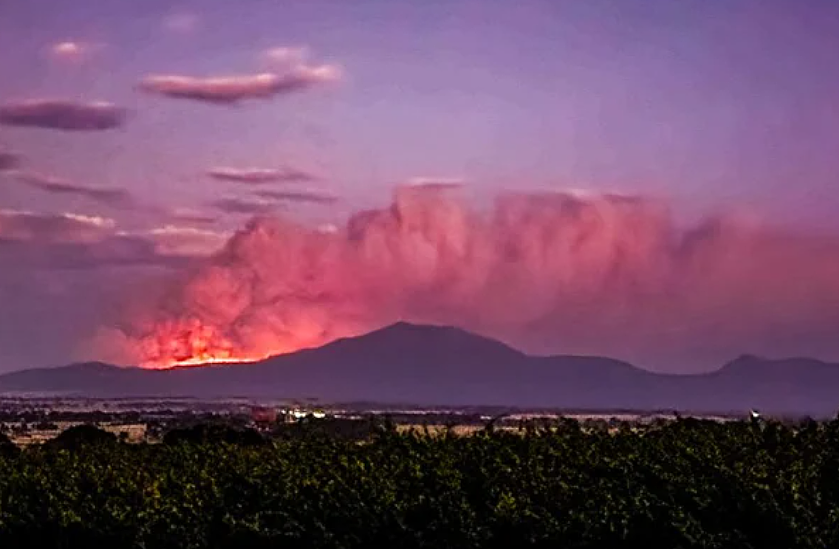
136;317;292;369
143;354;272;369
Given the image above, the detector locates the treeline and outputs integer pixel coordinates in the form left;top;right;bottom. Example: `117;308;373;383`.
1;418;839;548
0;409;242;429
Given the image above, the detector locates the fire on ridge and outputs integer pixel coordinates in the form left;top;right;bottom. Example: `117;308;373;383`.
137;318;286;369
97;187;839;372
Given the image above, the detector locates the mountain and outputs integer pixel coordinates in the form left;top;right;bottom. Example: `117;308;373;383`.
1;322;838;417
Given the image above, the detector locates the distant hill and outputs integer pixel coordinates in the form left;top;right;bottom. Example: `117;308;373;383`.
1;322;838;417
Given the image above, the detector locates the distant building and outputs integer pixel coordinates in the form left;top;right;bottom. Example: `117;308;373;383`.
282;408;327;421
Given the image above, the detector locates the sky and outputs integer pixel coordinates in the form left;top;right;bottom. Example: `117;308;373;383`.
1;0;839;374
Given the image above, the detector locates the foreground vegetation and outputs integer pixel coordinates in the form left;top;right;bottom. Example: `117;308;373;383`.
1;418;839;548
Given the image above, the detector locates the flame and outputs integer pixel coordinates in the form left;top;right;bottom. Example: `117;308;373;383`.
145;354;272;369
137;317;285;369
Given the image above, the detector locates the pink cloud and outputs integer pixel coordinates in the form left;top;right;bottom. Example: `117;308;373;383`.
207;166;318;184
140;226;230;257
96;189;839;371
46;41;103;62
51;41;83;58
138;66;340;104
405;176;466;188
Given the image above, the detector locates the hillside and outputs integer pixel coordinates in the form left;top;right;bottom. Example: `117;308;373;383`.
1;322;837;416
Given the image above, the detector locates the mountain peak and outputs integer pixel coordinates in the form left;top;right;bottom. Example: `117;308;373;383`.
336;321;526;360
3;326;839;416
380;320;444;333
374;321;469;338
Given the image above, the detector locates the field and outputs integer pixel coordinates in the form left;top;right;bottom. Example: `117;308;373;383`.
1;417;838;548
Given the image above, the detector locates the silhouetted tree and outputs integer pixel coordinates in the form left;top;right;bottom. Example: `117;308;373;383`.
0;431;19;458
45;424;117;451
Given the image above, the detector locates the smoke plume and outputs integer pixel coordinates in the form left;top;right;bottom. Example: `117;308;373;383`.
94;186;839;371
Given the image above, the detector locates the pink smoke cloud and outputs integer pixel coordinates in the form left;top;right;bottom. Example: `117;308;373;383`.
92;187;839;371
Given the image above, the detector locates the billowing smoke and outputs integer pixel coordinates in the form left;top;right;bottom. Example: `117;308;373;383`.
93;186;839;371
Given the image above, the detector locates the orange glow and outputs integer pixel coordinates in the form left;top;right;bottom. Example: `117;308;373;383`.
136;317;287;369
142;354;273;369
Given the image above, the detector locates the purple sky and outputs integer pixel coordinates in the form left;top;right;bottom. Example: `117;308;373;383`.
2;0;839;373
2;0;839;226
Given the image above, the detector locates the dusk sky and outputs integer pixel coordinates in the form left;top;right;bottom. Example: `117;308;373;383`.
2;0;839;374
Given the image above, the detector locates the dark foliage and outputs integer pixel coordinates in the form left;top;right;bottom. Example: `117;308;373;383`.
43;424;117;451
0;431;18;459
163;423;266;446
273;416;386;442
2;418;839;548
